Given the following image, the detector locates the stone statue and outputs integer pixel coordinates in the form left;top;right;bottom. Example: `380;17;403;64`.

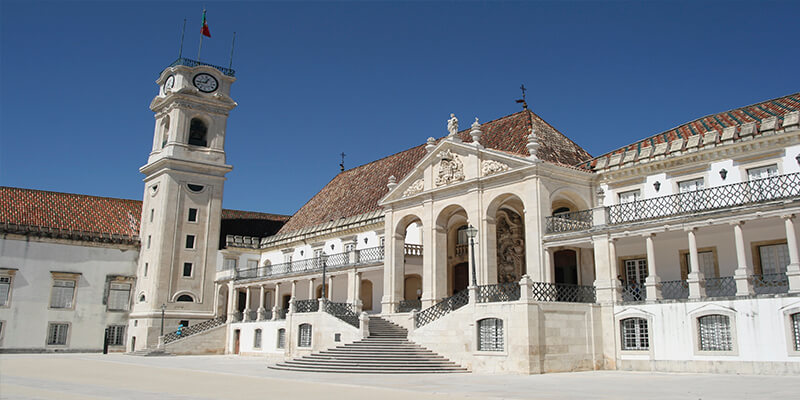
447;113;459;137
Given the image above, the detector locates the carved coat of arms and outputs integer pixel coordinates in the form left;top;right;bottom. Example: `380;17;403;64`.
434;150;464;187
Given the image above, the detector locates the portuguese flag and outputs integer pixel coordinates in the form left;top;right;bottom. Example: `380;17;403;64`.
201;10;211;37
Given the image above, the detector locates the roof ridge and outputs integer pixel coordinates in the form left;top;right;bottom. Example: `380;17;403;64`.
1;186;140;203
527;109;593;159
586;91;800;163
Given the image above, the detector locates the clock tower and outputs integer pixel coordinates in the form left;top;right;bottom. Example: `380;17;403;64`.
128;60;237;351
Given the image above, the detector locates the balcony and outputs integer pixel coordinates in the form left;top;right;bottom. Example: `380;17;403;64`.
166;57;235;77
545;172;800;234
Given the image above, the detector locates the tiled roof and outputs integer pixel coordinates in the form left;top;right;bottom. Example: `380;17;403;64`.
581;93;800;170
278;110;592;234
0;186;288;245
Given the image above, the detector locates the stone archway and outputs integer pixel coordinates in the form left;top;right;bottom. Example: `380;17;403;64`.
496;208;526;283
360;279;373;311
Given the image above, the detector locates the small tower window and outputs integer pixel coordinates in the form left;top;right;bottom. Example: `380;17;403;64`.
183;262;193;277
176;294;194;302
161;116;170;148
186;235;195;249
188;208;198;222
188;118;208;147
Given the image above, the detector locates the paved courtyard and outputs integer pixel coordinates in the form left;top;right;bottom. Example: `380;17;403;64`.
0;354;797;400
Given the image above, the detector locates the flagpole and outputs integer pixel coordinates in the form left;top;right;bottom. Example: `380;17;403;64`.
178;18;186;59
197;9;205;61
228;32;236;70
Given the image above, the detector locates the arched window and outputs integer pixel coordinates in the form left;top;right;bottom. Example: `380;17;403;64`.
176;294;194;302
161;116;170;148
277;328;286;349
620;317;649;350
253;329;262;349
298;323;312;347
698;314;732;351
791;313;800;351
138;294;146;303
477;318;503;351
188;118;208;147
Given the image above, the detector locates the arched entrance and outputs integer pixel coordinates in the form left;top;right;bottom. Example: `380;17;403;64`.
360;279;373;311
404;274;422;301
452;262;469;294
554;249;578;285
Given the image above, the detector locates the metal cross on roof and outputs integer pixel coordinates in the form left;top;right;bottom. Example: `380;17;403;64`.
516;84;528;110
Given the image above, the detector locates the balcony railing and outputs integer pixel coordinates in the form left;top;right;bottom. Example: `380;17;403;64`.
167;57;236;77
396;299;422;312
545;210;593;234
661;279;689;300
528;282;597;303
620;273;789;303
477;282;521;303
294;299;319;313
404;244;423;256
234;246;384;281
608;172;800;225
753;273;789;294
704;276;737;298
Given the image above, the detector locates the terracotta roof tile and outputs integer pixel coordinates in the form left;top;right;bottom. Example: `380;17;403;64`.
278;110;592;234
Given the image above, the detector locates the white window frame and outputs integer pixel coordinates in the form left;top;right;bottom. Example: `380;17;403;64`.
277;328;286;349
782;307;800;356
615;310;655;358
46;322;70;346
691;309;738;356
758;243;790;275
49;274;78;309
620;317;649;351
253;328;262;349
618;189;641;204
223;258;237;271
298;324;312;348
0;270;15;307
107;281;131;311
182;262;194;278
187;208;199;223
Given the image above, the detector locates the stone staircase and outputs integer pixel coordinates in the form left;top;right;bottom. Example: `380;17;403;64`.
269;316;468;373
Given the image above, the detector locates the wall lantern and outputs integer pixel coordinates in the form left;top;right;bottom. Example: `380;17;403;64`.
330;244;335;250
653;181;661;192
299;250;304;256
364;237;369;244
796;154;800;166
719;168;728;180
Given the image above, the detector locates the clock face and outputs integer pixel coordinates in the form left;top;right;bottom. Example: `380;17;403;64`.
164;75;175;92
193;73;218;93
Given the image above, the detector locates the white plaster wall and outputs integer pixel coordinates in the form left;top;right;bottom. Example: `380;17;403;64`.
229;320;286;360
0;238;138;351
783;144;800;174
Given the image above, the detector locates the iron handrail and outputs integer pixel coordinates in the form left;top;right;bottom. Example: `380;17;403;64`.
166;57;236;77
234;246;385;281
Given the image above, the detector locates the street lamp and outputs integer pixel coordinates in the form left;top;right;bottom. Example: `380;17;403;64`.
160;303;166;336
320;254;328;299
465;224;478;287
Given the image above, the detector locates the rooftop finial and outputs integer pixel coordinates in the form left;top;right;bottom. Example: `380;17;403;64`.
470;117;483;147
339;152;346;172
515;84;528;110
526;127;540;160
447;113;459;137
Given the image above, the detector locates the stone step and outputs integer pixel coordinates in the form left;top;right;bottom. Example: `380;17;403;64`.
303;355;447;362
285;360;459;367
269;364;469;374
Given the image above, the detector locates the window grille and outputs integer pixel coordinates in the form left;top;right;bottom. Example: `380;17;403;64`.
698;314;732;351
298;324;312;347
107;283;131;311
253;329;262;348
792;313;800;352
759;243;790;275
107;325;125;346
47;323;69;345
477;318;504;351
277;328;286;349
50;280;75;308
0;276;10;306
620;318;649;350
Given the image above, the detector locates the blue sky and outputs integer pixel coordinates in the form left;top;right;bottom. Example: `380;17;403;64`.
2;1;798;216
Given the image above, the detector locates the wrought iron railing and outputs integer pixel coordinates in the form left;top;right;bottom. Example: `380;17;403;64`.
415;290;470;328
163;315;226;344
529;282;597;303
545;210;593;234
244;310;258;321
404;244;423;256
261;309;273;321
608;173;800;225
396;299;422;312
322;299;360;328
621;283;645;302
753;273;789;295
230;311;242;322
274;308;287;320
661;279;689;300
477;282;521;303
704;276;737;297
294;299;319;313
167;57;236;77
234;246;385;281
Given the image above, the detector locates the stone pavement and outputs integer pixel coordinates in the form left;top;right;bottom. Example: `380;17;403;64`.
0;354;797;400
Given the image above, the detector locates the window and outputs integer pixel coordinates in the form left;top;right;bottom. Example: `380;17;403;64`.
680;249;718;278
678;178;704;193
0;276;11;306
144;263;148;277
188;208;198;222
748;164;780;201
277;328;286;349
107;325;125;346
624;258;648;284
186;235;195;249
179;320;190;328
187;184;204;192
223;258;236;271
138;293;146;303
284;254;293;264
298;324;312;347
149;209;154;222
183;262;193;277
176;294;194;302
161;116;170;148
50;279;76;308
747;164;778;180
619;189;641;203
698;314;732;351
620;318;649;350
457;225;469;245
758;243;790;275
107;283;131;311
147;235;151;249
792;313;800;352
477;318;504;351
47;323;69;345
188;118;208;147
254;329;262;348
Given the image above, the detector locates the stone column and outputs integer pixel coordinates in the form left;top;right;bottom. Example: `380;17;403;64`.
592;235;621;304
347;269;357;304
643;233;662;300
783;214;800;293
226;280;236;322
327;275;334;300
271;282;281;320
308;277;316;299
686;227;706;299
543;247;554;283
732;221;754;296
257;285;266;320
242;286;252;321
290;280;297;301
354;271;363;313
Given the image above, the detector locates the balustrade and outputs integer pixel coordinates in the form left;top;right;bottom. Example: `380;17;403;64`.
234;246;384;281
545;210;593;234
